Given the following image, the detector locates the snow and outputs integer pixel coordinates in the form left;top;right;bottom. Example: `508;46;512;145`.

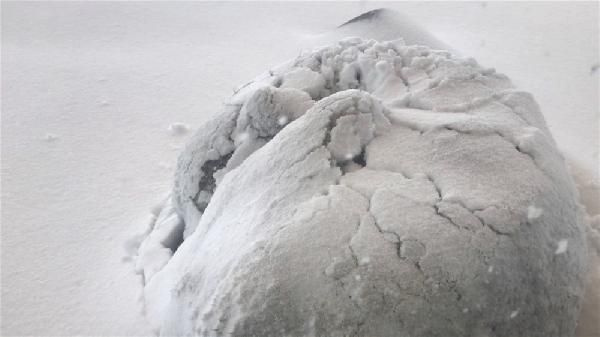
167;123;190;136
556;239;569;255
528;205;544;220
2;2;598;336
43;133;60;142
277;115;289;126
280;67;326;99
137;37;587;336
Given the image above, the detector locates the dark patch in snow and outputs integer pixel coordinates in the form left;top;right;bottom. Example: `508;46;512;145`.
353;150;366;167
339;8;390;27
192;152;233;213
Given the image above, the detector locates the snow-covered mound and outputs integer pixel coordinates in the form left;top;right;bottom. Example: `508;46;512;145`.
135;38;588;336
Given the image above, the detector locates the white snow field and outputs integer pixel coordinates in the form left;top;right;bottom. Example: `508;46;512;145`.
1;2;598;336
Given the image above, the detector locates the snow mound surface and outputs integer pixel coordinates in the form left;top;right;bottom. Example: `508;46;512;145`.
135;38;588;336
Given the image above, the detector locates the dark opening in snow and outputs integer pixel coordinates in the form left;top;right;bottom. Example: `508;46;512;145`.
192;152;234;213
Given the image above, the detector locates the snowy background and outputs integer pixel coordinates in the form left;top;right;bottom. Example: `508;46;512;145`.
2;1;598;336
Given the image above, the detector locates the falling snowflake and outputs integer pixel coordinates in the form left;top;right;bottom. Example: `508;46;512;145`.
555;239;568;254
488;265;494;273
510;310;519;319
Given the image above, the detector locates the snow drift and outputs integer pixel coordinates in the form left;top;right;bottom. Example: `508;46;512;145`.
135;35;589;336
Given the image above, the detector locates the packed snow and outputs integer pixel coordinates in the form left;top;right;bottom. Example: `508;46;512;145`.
2;2;598;337
556;239;570;255
527;205;544;220
167;123;191;136
135;35;589;336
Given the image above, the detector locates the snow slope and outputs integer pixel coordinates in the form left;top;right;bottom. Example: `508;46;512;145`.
1;2;598;336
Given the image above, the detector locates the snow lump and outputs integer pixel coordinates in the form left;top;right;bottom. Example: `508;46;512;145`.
134;38;589;336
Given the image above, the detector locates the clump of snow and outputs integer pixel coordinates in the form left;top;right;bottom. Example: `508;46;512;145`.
167;123;190;135
528;205;544;220
44;133;59;142
277;115;289;126
555;239;569;255
279;67;326;99
135;37;588;337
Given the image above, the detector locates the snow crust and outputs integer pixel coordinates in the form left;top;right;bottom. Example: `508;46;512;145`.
136;37;589;336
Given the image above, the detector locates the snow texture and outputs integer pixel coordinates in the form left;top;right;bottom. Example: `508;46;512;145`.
136;37;589;336
3;3;597;336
